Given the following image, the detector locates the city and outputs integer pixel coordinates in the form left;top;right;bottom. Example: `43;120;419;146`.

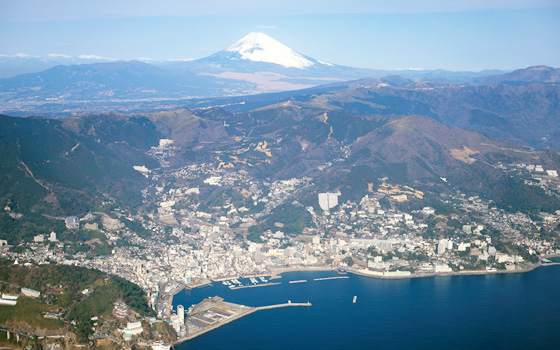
2;139;560;347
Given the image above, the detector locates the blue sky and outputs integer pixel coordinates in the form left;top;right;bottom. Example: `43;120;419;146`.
1;0;559;71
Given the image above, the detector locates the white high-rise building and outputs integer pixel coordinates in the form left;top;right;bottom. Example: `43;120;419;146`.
318;192;341;211
49;231;57;242
437;239;447;255
177;305;185;325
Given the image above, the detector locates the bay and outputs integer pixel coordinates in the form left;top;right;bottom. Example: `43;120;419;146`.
173;264;560;349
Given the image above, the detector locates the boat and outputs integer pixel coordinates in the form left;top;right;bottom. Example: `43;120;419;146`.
353;296;357;303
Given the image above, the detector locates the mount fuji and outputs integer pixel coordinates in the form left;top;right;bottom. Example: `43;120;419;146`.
163;32;383;92
223;32;316;69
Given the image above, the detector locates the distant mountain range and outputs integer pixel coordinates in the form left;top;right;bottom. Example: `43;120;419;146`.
1;32;534;103
0;33;558;152
2;33;558;107
0;53;115;78
0;60;252;100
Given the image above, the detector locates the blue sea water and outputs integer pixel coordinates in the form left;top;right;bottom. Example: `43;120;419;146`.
173;265;560;349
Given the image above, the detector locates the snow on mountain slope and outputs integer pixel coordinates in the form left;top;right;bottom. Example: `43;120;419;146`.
225;32;314;69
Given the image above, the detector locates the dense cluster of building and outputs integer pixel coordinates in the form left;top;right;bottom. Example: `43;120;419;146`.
2;146;560;344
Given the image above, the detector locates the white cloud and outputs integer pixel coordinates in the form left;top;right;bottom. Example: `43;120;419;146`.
47;53;71;58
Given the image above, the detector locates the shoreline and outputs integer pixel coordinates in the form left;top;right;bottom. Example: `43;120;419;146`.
173;259;560;295
346;263;542;280
169;258;560;309
169;258;559;345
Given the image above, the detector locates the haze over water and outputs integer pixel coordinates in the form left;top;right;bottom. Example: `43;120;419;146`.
174;265;560;349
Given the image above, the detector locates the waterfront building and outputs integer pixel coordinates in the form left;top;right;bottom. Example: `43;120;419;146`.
434;262;453;273
177;305;185;325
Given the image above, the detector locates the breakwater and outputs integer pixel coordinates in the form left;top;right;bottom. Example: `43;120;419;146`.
313;276;349;281
255;301;312;310
229;282;281;290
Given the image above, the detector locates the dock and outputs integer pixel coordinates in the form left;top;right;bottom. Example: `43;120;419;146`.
229;282;281;290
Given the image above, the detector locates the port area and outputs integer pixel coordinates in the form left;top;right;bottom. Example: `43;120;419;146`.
176;296;311;344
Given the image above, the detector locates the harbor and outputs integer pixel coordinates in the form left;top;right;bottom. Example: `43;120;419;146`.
221;276;276;290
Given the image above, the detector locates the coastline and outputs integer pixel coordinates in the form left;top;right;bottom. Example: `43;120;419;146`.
170;258;560;345
268;265;334;276
346;263;542;280
174;258;560;296
169;258;560;311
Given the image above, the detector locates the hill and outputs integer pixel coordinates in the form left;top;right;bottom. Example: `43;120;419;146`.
0;60;243;101
186;76;560;150
0;259;154;343
483;65;560;85
0;113;161;242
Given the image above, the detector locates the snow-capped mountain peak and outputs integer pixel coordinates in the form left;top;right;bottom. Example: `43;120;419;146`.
225;32;314;69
